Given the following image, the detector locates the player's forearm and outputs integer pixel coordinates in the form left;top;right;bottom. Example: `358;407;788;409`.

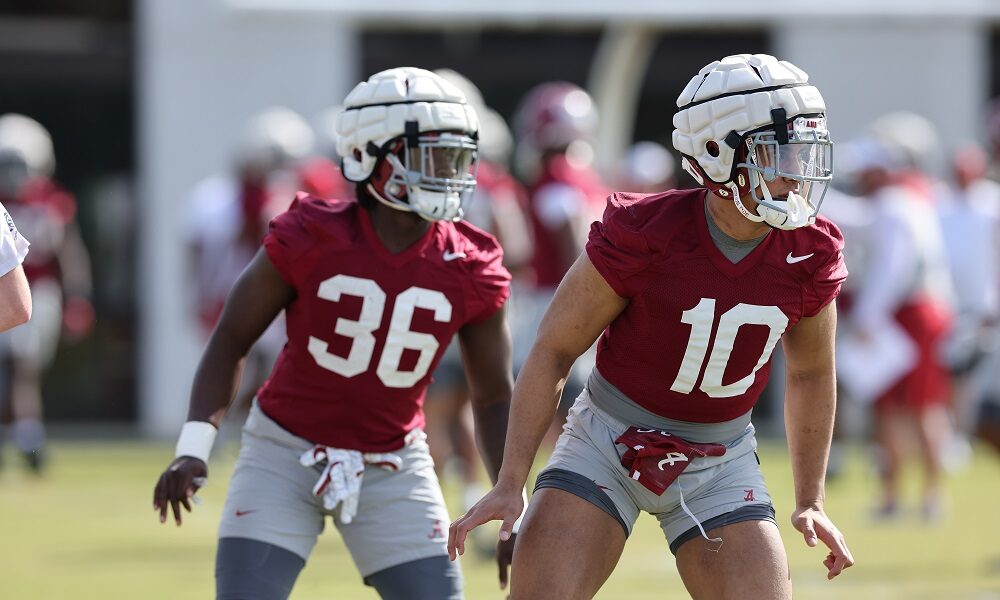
471;397;511;484
184;250;292;426
783;371;836;509
0;265;31;331
496;347;572;490
186;330;250;426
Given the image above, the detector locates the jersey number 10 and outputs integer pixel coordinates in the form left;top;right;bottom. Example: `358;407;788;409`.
670;298;788;398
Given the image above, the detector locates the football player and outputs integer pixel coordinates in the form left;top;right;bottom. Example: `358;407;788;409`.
450;54;855;599
848;121;954;521
184;107;316;430
512;81;610;444
186;106;315;336
153;67;516;599
0;113;92;473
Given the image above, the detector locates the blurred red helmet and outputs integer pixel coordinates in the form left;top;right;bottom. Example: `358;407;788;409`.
514;81;597;152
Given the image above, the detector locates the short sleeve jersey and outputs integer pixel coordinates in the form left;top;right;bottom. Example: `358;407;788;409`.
529;155;610;288
587;189;847;423
0;200;29;277
259;194;510;452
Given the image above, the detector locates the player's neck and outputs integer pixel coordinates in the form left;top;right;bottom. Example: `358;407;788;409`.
366;204;433;254
705;191;771;241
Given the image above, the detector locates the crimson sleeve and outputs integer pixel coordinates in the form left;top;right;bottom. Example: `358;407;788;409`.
802;225;849;317
586;195;653;298
465;240;512;324
263;194;313;287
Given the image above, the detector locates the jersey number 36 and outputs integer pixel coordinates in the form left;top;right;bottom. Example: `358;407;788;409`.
307;274;452;388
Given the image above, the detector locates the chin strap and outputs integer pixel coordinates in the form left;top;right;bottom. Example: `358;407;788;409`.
729;182;766;224
366;183;417;214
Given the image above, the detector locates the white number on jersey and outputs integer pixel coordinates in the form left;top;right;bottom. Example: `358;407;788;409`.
307;275;453;388
669;298;788;398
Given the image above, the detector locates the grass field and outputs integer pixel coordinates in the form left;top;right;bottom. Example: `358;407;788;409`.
1;438;999;599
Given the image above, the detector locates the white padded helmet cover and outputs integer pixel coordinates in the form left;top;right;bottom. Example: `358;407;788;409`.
0;113;55;176
336;67;479;183
237;106;315;171
671;54;826;185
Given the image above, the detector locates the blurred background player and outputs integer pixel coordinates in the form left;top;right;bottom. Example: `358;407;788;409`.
613;140;676;194
184;107;316;429
937;144;1000;460
513;81;610;442
843;116;955;521
154;67;517;599
423;68;532;528
968;101;1000;458
0;113;93;474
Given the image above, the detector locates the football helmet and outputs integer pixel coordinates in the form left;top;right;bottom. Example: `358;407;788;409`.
0;114;55;197
868;110;939;172
336;67;480;222
619;141;675;192
236;106;315;177
433;69;513;165
672;54;832;230
514;81;597;152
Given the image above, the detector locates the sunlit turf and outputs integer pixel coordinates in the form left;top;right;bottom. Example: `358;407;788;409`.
1;438;998;599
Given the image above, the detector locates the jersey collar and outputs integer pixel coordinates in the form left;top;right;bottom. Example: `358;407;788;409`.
694;192;774;279
357;203;440;267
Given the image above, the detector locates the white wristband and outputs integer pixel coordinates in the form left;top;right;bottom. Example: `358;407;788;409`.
511;488;529;534
174;421;218;463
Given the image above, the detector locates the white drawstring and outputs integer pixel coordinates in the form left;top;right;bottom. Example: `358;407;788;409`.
677;480;723;551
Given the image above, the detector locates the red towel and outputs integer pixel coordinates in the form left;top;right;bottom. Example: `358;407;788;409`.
615;427;726;495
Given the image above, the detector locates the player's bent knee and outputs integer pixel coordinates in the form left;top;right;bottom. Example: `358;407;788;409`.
365;555;463;600
670;504;776;555
533;468;630;537
215;537;306;600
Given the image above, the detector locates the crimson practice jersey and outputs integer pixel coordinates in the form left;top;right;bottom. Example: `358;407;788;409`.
6;177;76;283
259;193;510;452
529;155;609;288
587;189;847;423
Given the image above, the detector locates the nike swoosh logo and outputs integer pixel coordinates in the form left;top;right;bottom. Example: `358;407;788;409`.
786;252;814;264
443;250;466;262
235;509;257;517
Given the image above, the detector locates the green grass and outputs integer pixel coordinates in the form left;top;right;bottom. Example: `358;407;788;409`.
1;439;999;599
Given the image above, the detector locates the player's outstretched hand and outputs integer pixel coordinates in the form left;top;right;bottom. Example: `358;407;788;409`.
449;482;523;562
791;505;855;580
153;456;207;527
